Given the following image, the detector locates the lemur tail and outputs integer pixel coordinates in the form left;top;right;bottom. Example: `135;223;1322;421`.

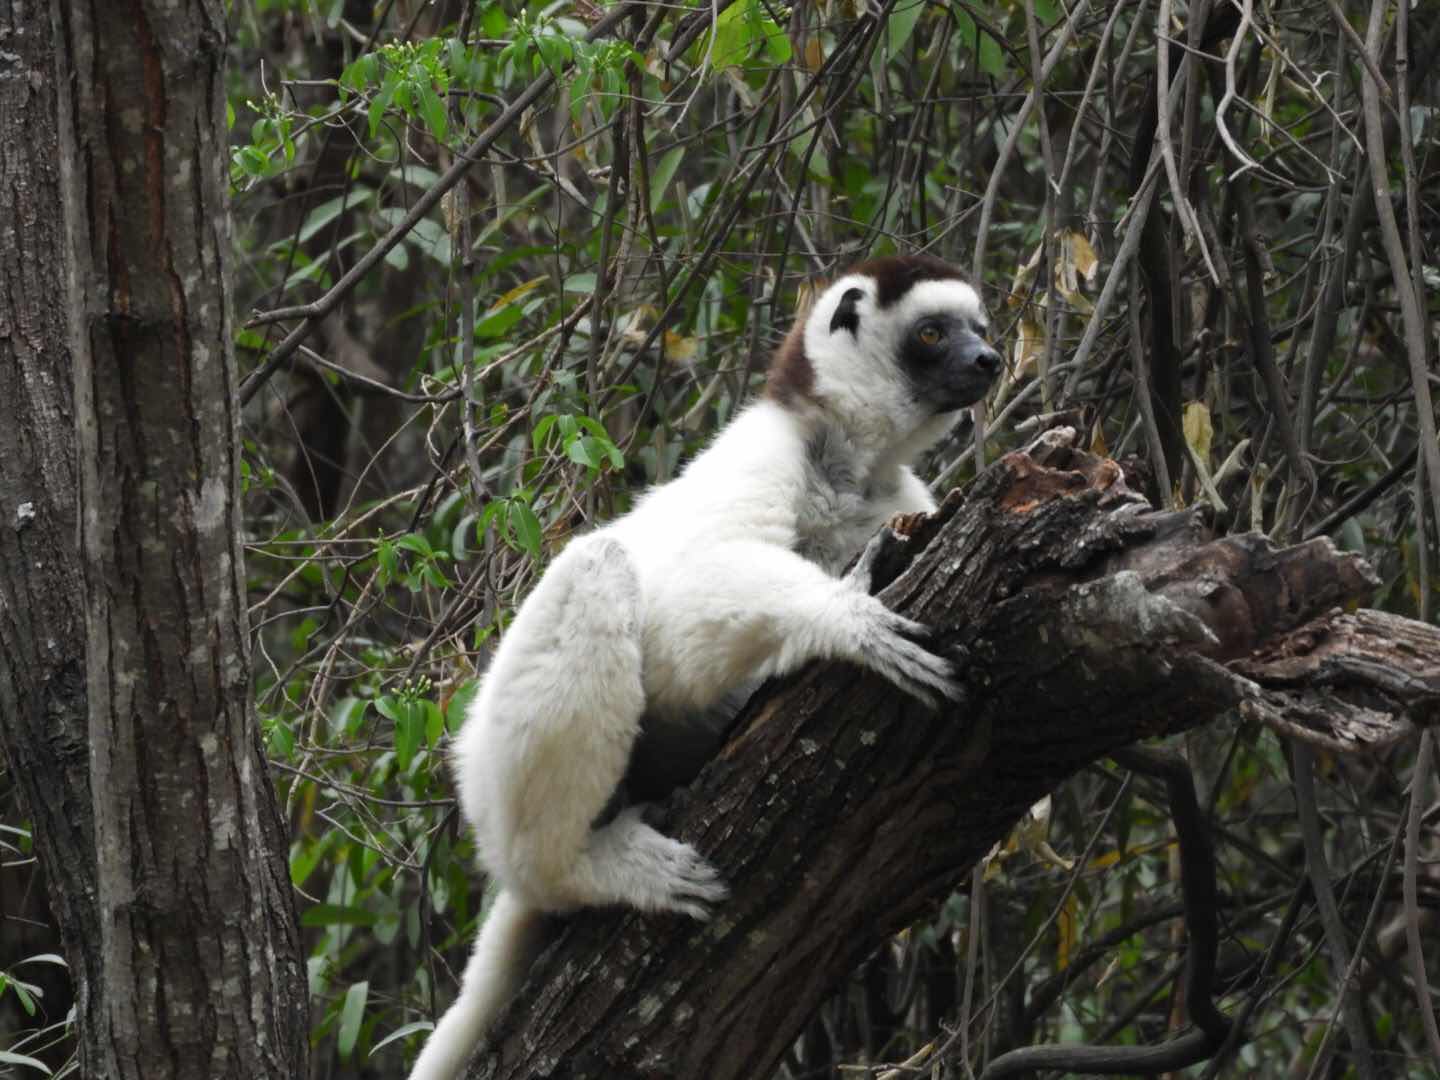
405;890;548;1080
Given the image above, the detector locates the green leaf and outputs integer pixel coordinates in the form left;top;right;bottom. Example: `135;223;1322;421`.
648;146;685;209
234;327;268;352
237;145;270;178
391;163;444;189
289;616;319;653
9;979;37;1015
884;0;925;58
383;242;410;271
444;681;479;733
296;189;373;245
290;833;332;889
337;980;369;1059
570;54;593;123
531;413;558;453
301;903;377;928
328;696;366;739
368;76;398;140
566;436;601;469
267;718;294;758
424;700;446;747
978;32;1004;77
377;538;398;583
395;533;435;558
370;1019;434;1057
446;37;469;82
404;215;452;265
474;303;524;338
417;78;448;142
395;701;423;770
954;10;1005;77
708;0;754;69
510;501;542;559
480;4;508;37
340;52;379;92
0;1050;51;1075
761;26;792;63
14;954;66;969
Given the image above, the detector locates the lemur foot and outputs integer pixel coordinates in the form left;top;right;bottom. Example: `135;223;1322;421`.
603;809;729;920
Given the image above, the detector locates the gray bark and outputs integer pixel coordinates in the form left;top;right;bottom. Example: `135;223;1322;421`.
0;0;102;1056
0;1;309;1076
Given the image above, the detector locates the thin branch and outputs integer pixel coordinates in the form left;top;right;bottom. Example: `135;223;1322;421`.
1291;742;1378;1080
1360;0;1440;557
1404;731;1440;1067
1156;0;1220;284
979;747;1231;1077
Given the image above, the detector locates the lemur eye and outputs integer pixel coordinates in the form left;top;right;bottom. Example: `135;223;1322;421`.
917;324;944;346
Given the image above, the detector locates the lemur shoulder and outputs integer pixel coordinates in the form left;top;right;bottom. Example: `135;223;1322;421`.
405;253;1000;1080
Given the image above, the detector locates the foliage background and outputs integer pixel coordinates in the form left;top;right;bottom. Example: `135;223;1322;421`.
3;0;1437;1076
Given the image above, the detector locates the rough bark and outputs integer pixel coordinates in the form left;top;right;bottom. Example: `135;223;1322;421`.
463;430;1434;1080
27;1;311;1077
0;0;101;1050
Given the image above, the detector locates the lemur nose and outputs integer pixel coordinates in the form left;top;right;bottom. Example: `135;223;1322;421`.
974;346;1001;375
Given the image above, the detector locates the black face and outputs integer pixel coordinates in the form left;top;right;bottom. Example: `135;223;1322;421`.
899;312;1002;411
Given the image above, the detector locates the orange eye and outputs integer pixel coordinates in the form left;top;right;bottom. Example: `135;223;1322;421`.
918;325;943;346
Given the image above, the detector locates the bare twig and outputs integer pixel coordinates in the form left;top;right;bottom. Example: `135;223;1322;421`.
1359;0;1440;552
1291;742;1378;1080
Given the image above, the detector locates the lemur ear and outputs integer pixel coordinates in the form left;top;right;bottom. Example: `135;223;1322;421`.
829;287;865;335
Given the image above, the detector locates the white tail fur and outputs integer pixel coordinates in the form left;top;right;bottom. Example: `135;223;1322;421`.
405;890;548;1080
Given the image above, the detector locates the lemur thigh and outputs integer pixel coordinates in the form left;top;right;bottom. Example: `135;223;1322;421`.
455;537;724;917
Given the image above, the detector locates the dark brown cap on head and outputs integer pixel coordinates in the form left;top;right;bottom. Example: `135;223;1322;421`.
850;254;969;309
763;253;970;405
765;320;814;406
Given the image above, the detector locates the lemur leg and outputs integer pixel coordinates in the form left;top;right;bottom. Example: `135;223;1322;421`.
453;536;726;919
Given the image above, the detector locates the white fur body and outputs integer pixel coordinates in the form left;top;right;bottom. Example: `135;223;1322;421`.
405;263;994;1080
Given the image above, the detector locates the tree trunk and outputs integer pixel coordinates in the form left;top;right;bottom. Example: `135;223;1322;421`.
464;431;1436;1080
0;0;101;1054
4;3;310;1077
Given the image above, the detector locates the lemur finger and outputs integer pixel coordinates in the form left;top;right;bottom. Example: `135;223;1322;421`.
676;898;719;921
868;615;963;704
661;841;728;908
670;875;727;920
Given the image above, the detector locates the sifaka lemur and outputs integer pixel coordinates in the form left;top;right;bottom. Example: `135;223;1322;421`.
405;254;1001;1080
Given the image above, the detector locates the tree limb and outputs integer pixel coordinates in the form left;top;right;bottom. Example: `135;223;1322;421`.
463;431;1435;1080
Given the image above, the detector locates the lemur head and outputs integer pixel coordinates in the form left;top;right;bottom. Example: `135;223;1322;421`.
768;254;1001;450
